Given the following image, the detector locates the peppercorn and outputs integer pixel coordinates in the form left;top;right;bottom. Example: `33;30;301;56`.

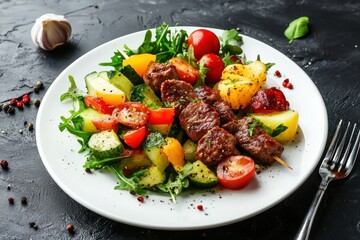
85;168;92;173
7;185;11;190
66;224;75;233
34;81;44;93
33;99;41;107
7;106;15;114
29;222;36;228
27;123;34;131
2;103;9;112
21;196;28;205
1;160;8;169
8;197;14;204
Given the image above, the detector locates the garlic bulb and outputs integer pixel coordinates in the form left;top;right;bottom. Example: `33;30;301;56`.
31;13;72;51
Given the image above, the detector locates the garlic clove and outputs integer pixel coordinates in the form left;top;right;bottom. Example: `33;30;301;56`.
31;13;72;51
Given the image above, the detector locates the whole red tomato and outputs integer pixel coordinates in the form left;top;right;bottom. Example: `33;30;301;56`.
188;29;220;60
199;53;225;84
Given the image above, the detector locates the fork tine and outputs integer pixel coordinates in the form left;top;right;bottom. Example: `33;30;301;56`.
323;119;344;164
339;123;357;166
330;121;351;169
344;125;360;174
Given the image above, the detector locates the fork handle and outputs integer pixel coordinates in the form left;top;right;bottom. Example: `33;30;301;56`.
294;178;330;240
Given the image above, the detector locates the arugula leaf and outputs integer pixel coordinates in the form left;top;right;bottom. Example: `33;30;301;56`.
107;166;148;195
220;29;243;55
59;76;91;152
284;16;310;43
156;163;192;202
84;155;130;169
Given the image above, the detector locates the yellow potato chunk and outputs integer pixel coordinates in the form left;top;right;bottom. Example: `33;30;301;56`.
217;61;267;109
251;110;299;143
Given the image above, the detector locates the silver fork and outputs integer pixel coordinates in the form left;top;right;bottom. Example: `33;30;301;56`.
294;119;360;240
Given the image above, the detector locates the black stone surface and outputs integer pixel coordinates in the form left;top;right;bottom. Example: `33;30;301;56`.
1;0;359;239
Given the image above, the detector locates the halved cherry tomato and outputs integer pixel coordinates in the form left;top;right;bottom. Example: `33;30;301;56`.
250;87;289;113
199;53;225;84
147;108;175;125
123;126;147;149
216;155;255;189
188;29;220;60
84;96;114;115
169;57;200;85
112;102;149;129
92;118;118;132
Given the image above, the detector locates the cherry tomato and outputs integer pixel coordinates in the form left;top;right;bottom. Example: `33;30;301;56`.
84;96;114;115
112;102;149;129
250;87;289;113
147;108;175;125
199;53;225;84
92;118;118;132
216;156;255;189
188;29;220;60
123;126;147;148
169;57;200;85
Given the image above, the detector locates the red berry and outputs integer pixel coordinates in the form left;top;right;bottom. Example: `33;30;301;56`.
274;70;281;77
10;98;18;106
137;196;144;203
1;160;8;169
8;197;14;204
286;82;294;89
16;101;23;109
22;98;30;105
197;205;203;211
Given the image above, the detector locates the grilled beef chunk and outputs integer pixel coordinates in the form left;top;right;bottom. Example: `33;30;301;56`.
196;126;239;166
160;79;198;116
223;117;284;165
143;62;179;93
194;85;221;105
213;100;236;124
179;101;220;141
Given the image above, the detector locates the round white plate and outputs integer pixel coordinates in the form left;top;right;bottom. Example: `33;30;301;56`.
36;27;328;230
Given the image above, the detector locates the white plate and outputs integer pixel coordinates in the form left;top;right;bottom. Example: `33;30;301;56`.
36;26;328;230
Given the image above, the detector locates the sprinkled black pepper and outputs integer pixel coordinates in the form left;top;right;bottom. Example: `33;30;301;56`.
27;123;34;131
7;185;11;190
85;168;92;173
29;222;36;228
7;106;15;114
21;196;28;205
2;103;9;112
33;99;41;107
66;224;75;233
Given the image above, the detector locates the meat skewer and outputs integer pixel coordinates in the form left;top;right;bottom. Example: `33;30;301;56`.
223;116;285;166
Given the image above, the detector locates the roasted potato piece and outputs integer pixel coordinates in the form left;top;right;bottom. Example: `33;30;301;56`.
251;110;299;143
215;61;267;110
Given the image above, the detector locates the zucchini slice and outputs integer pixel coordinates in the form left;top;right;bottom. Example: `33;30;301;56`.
188;160;218;188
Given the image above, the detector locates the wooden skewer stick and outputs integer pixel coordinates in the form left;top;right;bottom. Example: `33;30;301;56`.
115;44;129;59
272;155;293;170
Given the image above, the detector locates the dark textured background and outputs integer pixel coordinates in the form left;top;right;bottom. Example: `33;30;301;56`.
1;0;359;239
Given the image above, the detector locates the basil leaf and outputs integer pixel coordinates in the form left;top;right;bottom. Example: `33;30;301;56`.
284;16;310;43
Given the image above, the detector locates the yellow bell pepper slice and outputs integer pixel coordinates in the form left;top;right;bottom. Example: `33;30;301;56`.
122;53;156;77
161;137;185;171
